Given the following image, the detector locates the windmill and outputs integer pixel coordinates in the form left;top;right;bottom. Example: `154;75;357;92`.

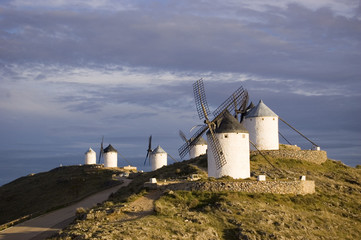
85;148;96;165
178;79;248;169
103;144;118;168
144;135;179;171
98;136;104;164
143;135;169;171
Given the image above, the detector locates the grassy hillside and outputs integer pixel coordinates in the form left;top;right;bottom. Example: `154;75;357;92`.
0;165;125;227
50;155;361;240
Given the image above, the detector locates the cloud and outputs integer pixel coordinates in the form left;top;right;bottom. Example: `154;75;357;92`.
1;2;360;90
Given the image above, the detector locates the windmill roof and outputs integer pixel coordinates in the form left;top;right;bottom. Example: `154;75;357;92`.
245;100;278;118
104;144;117;153
153;145;166;154
207;110;248;134
85;148;95;154
191;137;207;145
85;148;94;153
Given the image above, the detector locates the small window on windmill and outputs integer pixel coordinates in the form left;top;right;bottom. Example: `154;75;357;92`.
273;118;275;120
262;118;264;120
242;134;245;138
224;134;228;138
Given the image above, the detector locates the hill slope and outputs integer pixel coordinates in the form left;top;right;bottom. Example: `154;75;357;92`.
49;155;361;240
0;165;125;227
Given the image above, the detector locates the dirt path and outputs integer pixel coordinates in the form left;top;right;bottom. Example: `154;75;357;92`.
121;190;162;220
0;179;132;240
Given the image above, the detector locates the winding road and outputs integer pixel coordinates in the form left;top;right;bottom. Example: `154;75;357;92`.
0;179;131;240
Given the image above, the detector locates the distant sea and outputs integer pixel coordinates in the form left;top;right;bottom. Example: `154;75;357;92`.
0;153;150;187
0;146;359;187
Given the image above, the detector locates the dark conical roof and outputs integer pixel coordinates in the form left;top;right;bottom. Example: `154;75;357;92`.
104;144;117;153
207;110;248;134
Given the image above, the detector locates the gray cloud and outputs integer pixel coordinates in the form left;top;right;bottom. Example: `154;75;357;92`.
1;3;360;92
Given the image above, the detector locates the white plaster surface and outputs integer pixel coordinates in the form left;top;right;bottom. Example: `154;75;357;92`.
243;116;279;150
85;148;96;165
207;132;250;179
104;152;118;168
190;144;207;159
150;152;167;171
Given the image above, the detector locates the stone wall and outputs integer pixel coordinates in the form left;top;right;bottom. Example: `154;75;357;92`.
251;149;327;164
156;180;315;195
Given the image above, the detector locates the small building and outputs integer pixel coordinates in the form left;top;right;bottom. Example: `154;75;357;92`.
84;148;96;165
207;110;250;179
243;100;279;150
189;137;207;159
150;145;167;171
122;165;137;171
103;144;118;168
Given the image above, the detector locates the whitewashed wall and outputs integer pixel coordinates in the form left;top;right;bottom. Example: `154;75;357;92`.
85;148;96;165
207;132;250;179
243;116;279;150
150;152;167;171
190;144;207;159
104;152;118;168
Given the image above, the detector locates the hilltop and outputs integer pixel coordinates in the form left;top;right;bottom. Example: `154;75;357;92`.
0;165;129;229
48;154;361;240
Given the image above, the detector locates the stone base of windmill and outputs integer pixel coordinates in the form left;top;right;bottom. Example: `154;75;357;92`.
251;144;328;165
149;177;315;195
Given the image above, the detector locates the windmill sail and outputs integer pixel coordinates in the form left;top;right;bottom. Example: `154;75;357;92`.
178;79;248;169
98;136;104;164
179;130;189;144
193;79;211;120
144;135;152;165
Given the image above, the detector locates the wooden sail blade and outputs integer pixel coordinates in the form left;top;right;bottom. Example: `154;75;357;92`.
212;86;248;118
208;128;227;169
179;130;189;143
193;79;211;120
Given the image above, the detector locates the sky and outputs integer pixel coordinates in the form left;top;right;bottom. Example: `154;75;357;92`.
0;0;360;186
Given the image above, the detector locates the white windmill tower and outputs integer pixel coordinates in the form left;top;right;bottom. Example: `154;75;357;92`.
179;130;207;159
242;100;279;150
103;144;118;168
207;111;250;179
178;79;250;179
84;148;96;165
150;145;167;171
144;135;168;171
